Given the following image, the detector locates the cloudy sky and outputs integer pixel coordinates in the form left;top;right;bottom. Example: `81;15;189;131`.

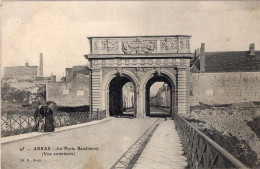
2;1;260;80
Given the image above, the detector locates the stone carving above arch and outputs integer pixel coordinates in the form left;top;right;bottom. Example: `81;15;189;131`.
93;41;99;51
160;39;178;51
154;68;161;77
116;67;123;77
122;39;157;54
101;40;119;53
101;67;177;87
90;36;192;54
186;40;190;49
179;40;185;49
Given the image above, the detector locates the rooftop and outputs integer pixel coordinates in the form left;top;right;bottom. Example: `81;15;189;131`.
191;50;260;72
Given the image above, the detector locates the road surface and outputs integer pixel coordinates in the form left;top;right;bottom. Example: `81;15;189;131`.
2;118;158;169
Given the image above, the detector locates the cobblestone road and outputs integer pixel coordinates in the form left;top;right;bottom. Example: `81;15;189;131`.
1;118;158;169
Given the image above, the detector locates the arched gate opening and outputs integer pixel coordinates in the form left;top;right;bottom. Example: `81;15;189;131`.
145;75;176;117
108;76;136;117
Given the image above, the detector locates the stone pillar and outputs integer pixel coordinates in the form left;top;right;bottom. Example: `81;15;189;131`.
145;88;150;116
136;84;145;118
177;66;190;115
171;89;178;119
91;68;102;112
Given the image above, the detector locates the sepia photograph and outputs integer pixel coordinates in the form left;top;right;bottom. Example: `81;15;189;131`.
1;1;260;169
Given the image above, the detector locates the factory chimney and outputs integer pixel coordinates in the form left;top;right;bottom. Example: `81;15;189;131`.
200;43;206;72
39;53;43;77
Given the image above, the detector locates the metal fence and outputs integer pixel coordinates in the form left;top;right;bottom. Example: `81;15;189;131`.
174;113;249;169
1;110;106;137
54;110;106;127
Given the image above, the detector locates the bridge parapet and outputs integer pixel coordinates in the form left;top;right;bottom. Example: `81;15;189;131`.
88;35;191;55
174;113;249;169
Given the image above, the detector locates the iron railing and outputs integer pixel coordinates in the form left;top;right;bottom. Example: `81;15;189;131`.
54;110;106;127
1;110;106;137
174;113;249;169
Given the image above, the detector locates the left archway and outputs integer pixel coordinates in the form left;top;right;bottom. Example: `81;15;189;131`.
101;70;138;117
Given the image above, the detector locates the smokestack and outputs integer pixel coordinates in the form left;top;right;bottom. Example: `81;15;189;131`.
249;43;255;56
200;43;206;72
39;53;43;77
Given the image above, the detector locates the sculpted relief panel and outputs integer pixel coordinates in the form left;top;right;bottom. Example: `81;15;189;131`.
160;39;178;52
101;40;119;53
91;36;191;54
122;39;157;54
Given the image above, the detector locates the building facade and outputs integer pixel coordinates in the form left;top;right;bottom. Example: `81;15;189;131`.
190;43;260;105
3;63;38;83
46;66;89;107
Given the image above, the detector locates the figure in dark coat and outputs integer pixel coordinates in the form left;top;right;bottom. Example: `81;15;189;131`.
44;106;55;132
34;103;45;131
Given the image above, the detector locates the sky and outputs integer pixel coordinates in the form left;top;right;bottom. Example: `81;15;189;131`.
1;1;260;81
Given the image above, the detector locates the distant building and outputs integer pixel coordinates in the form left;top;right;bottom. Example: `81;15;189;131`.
65;66;89;82
2;53;56;103
46;66;89;107
2;53;53;84
122;82;134;109
190;43;260;105
3;62;38;82
191;43;260;73
152;83;171;108
142;43;260;107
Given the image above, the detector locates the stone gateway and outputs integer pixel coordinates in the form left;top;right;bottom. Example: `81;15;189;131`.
85;35;193;118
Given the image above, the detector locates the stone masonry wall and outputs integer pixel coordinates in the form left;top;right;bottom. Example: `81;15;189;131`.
46;81;89;107
190;72;260;106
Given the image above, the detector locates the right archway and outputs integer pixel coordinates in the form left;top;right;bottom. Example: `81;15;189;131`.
140;70;177;118
145;76;175;117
